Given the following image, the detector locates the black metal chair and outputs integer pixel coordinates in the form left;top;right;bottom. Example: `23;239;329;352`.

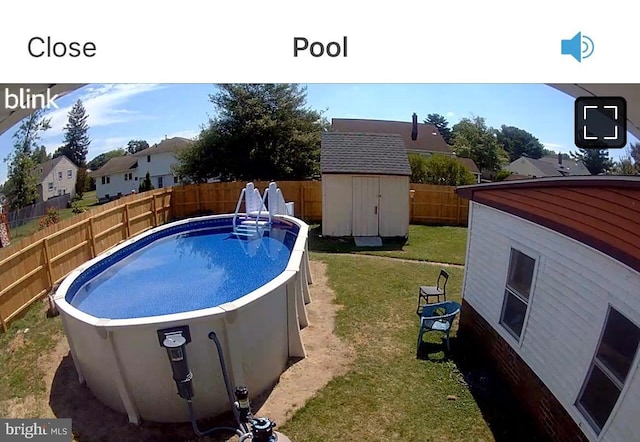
416;269;449;316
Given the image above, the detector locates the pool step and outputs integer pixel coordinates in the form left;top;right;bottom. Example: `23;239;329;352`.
233;222;268;238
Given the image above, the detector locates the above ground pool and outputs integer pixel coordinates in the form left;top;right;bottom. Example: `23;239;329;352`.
54;214;312;424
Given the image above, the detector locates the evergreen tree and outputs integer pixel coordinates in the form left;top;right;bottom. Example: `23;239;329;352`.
570;148;613;175
138;172;154;192
59;99;91;167
75;168;89;197
31;145;51;164
424;113;453;145
4;110;51;209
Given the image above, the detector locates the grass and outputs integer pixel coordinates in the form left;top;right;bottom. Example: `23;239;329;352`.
308;224;468;265
8;191;98;242
0;300;63;415
279;254;544;441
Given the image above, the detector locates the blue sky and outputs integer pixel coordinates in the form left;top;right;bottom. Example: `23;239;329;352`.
1;83;636;183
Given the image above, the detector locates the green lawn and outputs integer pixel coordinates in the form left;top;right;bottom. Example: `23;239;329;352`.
8;191;98;242
308;224;468;265
280;254;542;441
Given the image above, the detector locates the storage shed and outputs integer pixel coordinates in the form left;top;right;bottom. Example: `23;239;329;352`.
321;132;411;237
455;176;640;442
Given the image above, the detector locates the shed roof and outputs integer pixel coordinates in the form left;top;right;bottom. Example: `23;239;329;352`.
321;132;411;176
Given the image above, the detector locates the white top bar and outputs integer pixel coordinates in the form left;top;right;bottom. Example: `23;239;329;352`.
0;0;631;82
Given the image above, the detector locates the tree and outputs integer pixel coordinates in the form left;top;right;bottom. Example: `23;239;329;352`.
496;125;544;162
451;116;508;173
541;148;570;160
175;84;327;182
87;148;126;171
75;168;90;197
127;139;149;155
57;99;91;167
408;153;475;185
138;172;154;192
31;145;51;164
4;110;51;209
612;142;640;175
570;148;613;175
424;113;453;145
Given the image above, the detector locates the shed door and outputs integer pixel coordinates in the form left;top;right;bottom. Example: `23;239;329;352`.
352;177;380;236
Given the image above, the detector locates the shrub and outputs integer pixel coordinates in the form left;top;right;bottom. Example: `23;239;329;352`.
495;170;512;181
410;153;476;186
38;208;61;230
71;201;86;214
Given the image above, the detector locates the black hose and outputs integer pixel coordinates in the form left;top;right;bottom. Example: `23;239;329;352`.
187;400;243;437
208;331;245;432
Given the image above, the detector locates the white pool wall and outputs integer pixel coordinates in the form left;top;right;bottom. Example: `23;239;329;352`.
54;214;311;423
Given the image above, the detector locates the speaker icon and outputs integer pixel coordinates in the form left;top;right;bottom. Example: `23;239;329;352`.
561;32;594;62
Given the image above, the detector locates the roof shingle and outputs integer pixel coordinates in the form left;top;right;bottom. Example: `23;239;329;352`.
331;118;452;154
321;132;411;176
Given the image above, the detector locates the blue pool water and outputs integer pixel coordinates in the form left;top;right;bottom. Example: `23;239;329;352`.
67;223;296;319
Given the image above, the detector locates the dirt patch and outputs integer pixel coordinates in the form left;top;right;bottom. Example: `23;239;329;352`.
252;260;355;425
6;332;26;353
2;259;354;441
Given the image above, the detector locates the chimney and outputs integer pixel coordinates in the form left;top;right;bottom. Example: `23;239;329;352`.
558;152;563;166
411;113;418;141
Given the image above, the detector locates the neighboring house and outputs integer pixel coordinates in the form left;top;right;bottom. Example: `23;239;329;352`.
92;156;138;200
332;114;480;181
506;153;591;178
455;176;640;442
92;137;192;200
332;114;453;156
133;137;192;190
321;132;411;237
33;155;78;201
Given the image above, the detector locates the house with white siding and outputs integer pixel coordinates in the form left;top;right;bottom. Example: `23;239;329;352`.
33;155;78;201
455;176;640;442
92;137;192;201
133;137;191;190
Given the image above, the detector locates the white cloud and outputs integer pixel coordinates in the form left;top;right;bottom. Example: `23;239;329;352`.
446;111;455;118
43;84;163;139
542;142;573;154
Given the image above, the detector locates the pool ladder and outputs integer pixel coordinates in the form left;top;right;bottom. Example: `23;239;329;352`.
232;187;271;238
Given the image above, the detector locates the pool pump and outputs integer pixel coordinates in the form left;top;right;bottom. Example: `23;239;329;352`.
157;326;293;441
157;326;194;400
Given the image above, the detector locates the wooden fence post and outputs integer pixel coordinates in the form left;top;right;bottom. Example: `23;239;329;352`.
0;310;6;333
42;238;54;287
456;198;461;225
300;185;306;219
151;194;158;226
88;217;97;258
124;204;131;238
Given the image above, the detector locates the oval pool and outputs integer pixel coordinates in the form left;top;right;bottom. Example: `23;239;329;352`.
54;214;312;423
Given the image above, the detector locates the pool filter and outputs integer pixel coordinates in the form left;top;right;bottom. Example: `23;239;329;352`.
157;325;293;441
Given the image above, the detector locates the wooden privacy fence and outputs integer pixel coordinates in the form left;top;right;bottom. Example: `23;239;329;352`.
0;180;468;332
410;183;469;226
0;188;173;332
172;180;323;221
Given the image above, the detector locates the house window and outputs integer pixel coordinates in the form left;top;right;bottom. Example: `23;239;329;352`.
158;176;163;188
147;155;151;163
67;169;72;179
58;189;63;196
173;175;178;184
499;248;536;339
48;182;54;191
58;171;63;181
577;307;640;434
124;173;132;181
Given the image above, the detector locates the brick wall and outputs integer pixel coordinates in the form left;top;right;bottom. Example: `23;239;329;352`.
458;300;589;442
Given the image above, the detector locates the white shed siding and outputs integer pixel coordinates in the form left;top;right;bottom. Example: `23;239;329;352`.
322;174;352;236
379;175;409;237
463;202;640;441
